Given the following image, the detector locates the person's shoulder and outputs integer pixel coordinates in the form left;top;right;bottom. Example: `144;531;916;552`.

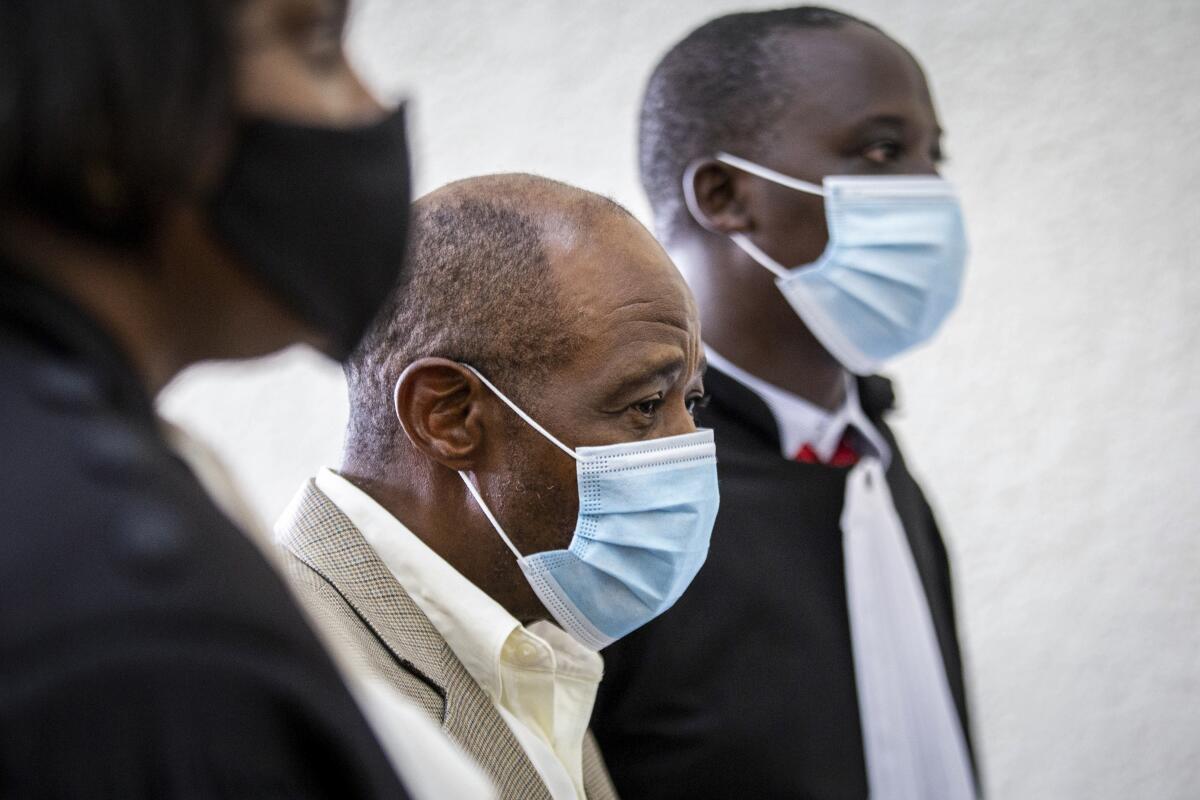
1;633;408;799
0;343;312;659
0;343;413;797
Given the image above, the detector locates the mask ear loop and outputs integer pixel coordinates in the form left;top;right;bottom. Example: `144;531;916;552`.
728;233;793;280
458;363;580;561
459;363;579;461
690;153;826;281
714;152;826;196
682;160;724;234
458;471;524;559
392;364;575;561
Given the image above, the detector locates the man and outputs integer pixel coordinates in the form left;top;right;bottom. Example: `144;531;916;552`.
592;8;978;799
0;0;431;796
274;174;718;800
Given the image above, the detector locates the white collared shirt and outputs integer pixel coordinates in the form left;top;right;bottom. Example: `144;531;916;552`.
704;349;891;466
314;468;602;800
168;422;494;800
706;350;975;800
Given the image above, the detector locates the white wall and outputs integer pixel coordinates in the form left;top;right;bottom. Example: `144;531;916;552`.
159;1;1200;797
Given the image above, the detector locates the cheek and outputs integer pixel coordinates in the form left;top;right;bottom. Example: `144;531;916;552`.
495;439;580;554
758;187;830;266
235;41;379;125
156;207;325;356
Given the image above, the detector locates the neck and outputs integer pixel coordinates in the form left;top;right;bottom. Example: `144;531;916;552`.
671;234;847;411
338;455;548;625
2;220;186;395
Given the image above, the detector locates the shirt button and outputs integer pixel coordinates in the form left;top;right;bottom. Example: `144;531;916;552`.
504;637;547;667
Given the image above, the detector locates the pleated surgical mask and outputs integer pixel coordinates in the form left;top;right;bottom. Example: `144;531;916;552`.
452;365;719;651
687;153;968;375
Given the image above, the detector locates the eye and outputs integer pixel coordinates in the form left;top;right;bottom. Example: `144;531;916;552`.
280;2;346;70
632;394;664;418
304;18;344;69
686;393;710;420
862;139;902;164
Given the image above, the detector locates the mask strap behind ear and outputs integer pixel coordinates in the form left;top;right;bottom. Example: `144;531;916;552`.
715;152;825;197
458;471;523;559
460;363;579;461
729;233;792;280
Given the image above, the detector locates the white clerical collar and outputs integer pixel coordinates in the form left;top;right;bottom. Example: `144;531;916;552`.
705;347;891;467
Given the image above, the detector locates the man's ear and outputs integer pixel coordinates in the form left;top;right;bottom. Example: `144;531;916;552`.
393;357;490;471
683;158;755;235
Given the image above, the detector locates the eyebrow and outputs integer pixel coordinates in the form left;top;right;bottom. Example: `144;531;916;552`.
604;354;687;403
854;113;944;139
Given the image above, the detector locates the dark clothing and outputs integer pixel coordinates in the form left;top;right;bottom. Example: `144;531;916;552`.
0;267;409;799
592;366;973;800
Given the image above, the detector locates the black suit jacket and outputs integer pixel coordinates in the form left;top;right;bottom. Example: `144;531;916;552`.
0;267;409;799
592;366;973;799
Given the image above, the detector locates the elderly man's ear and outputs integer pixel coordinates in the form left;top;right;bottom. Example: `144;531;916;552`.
684;159;754;234
393;358;489;470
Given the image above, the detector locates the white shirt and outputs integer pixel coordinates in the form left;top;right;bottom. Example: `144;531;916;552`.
705;349;891;466
706;350;975;800
165;422;493;800
315;468;603;800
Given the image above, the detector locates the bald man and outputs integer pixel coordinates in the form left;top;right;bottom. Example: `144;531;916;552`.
274;174;718;800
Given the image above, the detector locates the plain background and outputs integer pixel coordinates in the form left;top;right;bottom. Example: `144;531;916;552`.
160;1;1200;797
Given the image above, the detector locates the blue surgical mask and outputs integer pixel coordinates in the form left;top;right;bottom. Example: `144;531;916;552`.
689;153;968;375
455;365;719;651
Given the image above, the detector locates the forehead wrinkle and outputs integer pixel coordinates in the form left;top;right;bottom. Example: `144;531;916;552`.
604;297;689;327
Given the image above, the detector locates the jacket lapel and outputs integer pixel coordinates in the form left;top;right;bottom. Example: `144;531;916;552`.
277;480;450;688
277;480;553;800
581;731;619;800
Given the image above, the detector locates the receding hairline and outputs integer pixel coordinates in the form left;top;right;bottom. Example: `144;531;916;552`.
414;172;640;257
416;173;631;219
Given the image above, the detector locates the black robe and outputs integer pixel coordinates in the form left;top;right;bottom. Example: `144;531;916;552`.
0;267;410;799
592;366;974;799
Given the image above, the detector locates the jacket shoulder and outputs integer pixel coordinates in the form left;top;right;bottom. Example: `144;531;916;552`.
279;548;446;722
0;344;411;799
0;356;282;638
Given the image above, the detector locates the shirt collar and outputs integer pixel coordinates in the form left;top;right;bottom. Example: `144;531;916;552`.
311;467;601;700
705;347;891;467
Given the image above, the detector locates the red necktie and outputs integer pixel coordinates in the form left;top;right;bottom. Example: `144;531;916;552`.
794;430;860;467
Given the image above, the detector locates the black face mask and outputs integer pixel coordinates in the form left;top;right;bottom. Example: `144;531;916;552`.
208;105;411;360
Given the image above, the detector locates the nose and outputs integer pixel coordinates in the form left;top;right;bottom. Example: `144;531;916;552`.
906;152;940;177
344;72;387;124
665;400;699;437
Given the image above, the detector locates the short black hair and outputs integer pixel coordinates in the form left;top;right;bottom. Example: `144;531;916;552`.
0;0;233;245
344;174;629;470
639;6;873;242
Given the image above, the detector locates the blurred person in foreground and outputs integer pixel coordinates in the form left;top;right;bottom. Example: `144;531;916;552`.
0;0;492;797
591;7;979;799
274;173;718;800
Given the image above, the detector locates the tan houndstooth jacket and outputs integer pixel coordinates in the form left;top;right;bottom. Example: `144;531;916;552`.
276;479;619;800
